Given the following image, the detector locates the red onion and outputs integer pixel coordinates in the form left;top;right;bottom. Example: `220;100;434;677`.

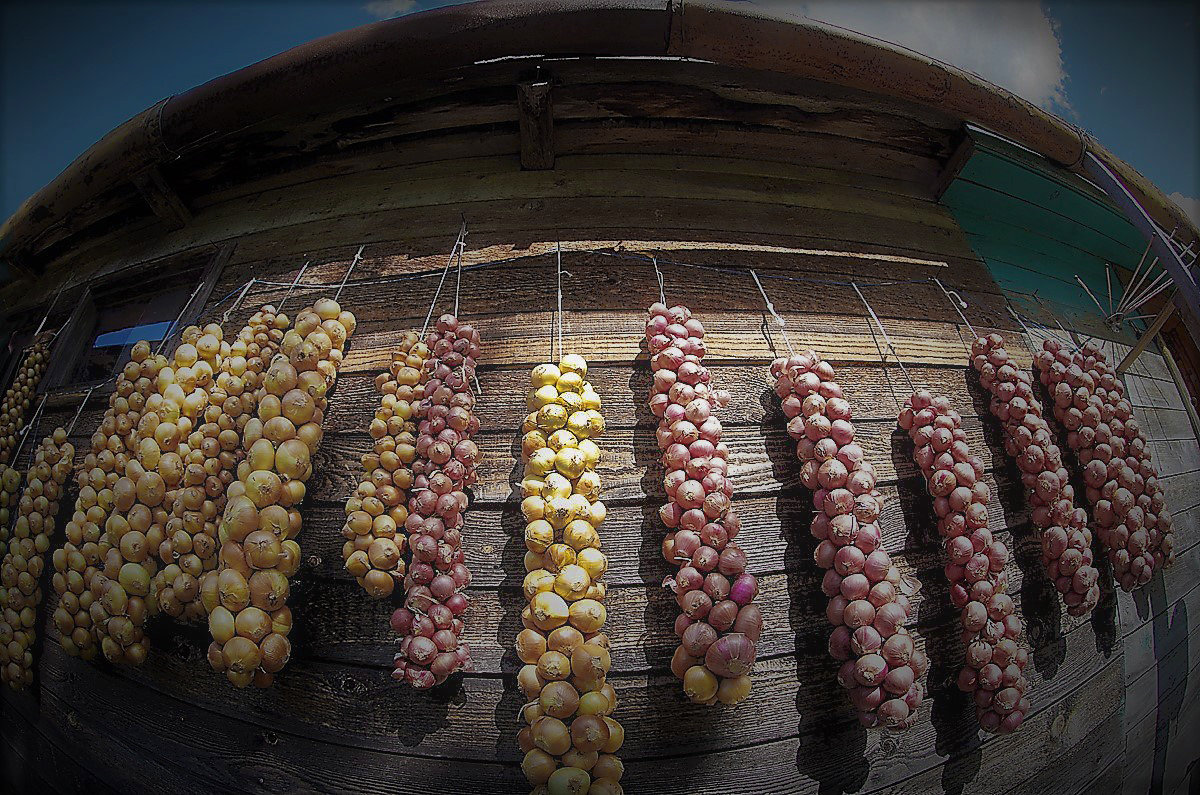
389;315;480;687
704;633;757;678
1030;335;1173;593
902;386;1032;733
772;350;926;731
648;303;760;702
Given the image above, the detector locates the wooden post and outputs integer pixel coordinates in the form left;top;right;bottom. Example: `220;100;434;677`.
517;81;554;170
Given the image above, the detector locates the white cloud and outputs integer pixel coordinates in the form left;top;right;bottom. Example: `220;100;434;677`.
752;1;1072;114
364;0;418;19
1168;192;1200;228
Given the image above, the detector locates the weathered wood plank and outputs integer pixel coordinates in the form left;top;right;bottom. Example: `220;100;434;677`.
1120;652;1200;795
40;193;986;298
305;418;1012;505
0;694;121;794
517;81;554;170
34;584;1111;771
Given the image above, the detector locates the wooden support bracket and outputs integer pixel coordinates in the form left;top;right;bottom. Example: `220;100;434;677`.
932;129;975;201
517;80;554;170
1117;295;1177;374
132;165;192;230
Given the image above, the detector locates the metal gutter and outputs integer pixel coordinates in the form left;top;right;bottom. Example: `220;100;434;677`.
2;0;1196;266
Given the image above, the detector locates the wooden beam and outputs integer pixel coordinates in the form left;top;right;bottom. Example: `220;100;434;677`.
132;165;192;230
517;81;554;170
931;129;975;201
171;242;236;337
1160;339;1200;439
1116;296;1177;374
41;286;95;390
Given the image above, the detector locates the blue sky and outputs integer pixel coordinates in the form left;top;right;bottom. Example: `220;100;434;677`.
2;0;1197;224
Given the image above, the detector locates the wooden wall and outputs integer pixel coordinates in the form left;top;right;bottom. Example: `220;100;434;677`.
2;57;1198;795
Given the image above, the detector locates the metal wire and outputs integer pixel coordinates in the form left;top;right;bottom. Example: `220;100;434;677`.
12;395;48;462
454;240;465;317
652;255;665;305
333;245;366;302
276;261;311;314
155;279;207;354
222;279;257;322
749;269;795;355
932;277;978;339
33;284;64;337
67;386;95;436
421;221;468;337
852;282;916;393
556;241;564;362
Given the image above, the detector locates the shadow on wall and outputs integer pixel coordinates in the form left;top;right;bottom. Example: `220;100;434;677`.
628;345;686;766
759;386;872;795
889;427;983;795
492;425;530;787
1031;372;1119;657
1139;572;1190;795
963;366;1067;680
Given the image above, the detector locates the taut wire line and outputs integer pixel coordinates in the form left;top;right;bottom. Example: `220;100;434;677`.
853;282;916;393
749;269;795;355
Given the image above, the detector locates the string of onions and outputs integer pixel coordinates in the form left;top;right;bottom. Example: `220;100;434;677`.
52;344;160;660
388;314;480;688
0;465;21;559
516;354;625;795
1035;339;1175;590
0;333;51;465
80;326;230;665
208;298;355;687
971;334;1100;616
162;306;290;623
0;427;74;688
772;350;926;730
343;331;430;598
647;303;759;707
900;390;1031;734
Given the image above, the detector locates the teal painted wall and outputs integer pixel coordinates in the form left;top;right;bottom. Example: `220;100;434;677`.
942;130;1153;331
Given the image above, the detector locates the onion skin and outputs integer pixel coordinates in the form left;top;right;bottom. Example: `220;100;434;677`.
347;342;429;579
647;304;759;705
160;309;289;624
516;354;622;789
52;341;166;662
902;388;1031;734
972;335;1101;616
0;334;51;466
1031;337;1174;590
0;428;74;689
387;317;481;688
208;300;353;686
773;350;925;731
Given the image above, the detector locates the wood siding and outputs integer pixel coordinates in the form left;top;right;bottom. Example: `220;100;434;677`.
3;57;1196;795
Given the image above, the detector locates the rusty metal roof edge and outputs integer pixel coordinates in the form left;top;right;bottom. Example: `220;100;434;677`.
2;0;1195;267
